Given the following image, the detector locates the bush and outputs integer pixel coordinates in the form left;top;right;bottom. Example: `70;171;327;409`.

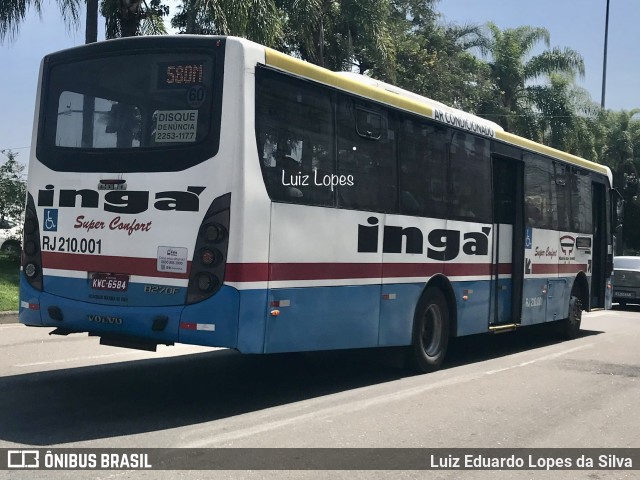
0;252;20;312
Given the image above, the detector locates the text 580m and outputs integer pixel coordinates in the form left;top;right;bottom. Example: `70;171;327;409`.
42;236;102;253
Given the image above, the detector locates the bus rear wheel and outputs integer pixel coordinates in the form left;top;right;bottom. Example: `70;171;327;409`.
407;287;450;373
561;293;582;339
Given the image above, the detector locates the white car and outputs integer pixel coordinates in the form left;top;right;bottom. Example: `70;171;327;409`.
0;218;21;255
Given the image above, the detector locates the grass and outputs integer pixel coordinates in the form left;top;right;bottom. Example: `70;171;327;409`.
0;253;20;311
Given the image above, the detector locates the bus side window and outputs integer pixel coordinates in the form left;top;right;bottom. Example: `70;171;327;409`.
571;168;593;233
524;153;558;230
555;162;571;231
336;96;397;213
255;71;335;207
398;117;447;218
449;131;491;222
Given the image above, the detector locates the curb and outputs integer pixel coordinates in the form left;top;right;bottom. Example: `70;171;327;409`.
0;311;19;324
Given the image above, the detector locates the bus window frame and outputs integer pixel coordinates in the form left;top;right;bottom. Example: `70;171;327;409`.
35;37;226;173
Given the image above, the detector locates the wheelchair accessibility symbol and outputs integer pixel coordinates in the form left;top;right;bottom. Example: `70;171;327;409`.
525;227;532;249
43;209;58;232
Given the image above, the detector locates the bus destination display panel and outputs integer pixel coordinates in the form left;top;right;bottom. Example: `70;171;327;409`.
157;61;205;89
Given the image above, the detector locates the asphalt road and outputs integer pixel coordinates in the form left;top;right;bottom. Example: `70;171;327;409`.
1;308;639;479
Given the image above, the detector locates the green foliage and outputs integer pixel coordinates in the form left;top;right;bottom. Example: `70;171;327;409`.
391;18;493;112
100;0;168;38
0;252;20;312
4;0;640;249
477;23;585;137
596;110;640;252
0;0;81;43
171;0;283;47
172;0;396;77
0;150;26;227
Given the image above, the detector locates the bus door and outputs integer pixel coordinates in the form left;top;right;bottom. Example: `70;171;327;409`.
491;153;525;326
591;181;608;308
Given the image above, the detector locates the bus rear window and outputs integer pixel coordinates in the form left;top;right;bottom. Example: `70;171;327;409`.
44;54;213;149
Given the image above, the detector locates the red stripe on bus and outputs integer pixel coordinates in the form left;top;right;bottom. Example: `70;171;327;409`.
558;264;588;274
225;262;513;282
531;264;558;275
225;263;269;282
271;263;382;281
42;252;191;279
40;254;519;282
531;264;588;275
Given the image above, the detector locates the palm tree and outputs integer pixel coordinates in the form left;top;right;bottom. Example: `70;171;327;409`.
0;0;82;43
528;73;601;156
171;0;395;78
1;0;165;45
171;0;282;47
479;23;585;137
101;0;167;38
282;0;394;75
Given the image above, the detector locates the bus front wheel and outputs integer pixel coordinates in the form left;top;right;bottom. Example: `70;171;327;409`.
407;287;450;373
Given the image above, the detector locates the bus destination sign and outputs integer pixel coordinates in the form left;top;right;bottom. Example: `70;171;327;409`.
158;61;204;89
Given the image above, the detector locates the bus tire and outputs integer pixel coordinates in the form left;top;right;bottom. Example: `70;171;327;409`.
561;293;582;339
407;287;450;373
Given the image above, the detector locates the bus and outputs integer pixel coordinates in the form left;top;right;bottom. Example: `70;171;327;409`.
19;35;619;372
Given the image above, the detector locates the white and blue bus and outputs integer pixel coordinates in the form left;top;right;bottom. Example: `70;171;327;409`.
20;36;618;371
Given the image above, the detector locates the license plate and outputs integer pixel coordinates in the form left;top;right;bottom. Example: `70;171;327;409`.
91;273;129;292
615;291;633;297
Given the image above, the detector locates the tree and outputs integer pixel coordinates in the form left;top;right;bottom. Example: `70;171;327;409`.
528;73;601;158
280;0;396;76
478;23;585;138
172;0;396;78
171;0;283;47
0;151;26;227
596;110;640;252
0;0;82;43
1;0;166;46
390;6;493;112
101;0;168;39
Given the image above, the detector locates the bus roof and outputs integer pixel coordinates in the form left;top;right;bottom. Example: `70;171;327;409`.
264;47;612;182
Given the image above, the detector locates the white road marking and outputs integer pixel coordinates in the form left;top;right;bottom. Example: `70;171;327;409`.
484;343;593;375
0;324;26;329
13;344;217;368
14;352;141;367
